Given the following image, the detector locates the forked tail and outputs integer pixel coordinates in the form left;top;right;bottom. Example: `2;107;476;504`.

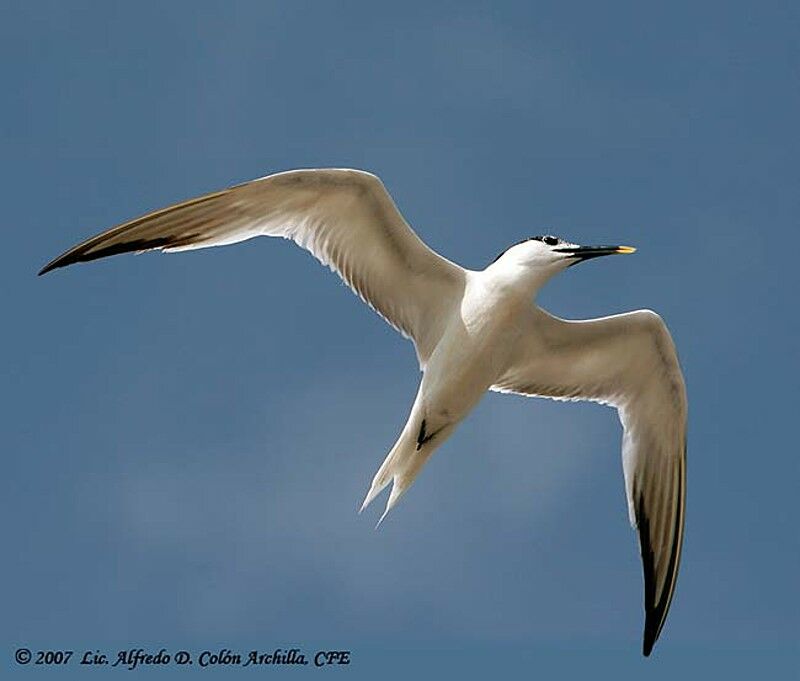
359;415;454;526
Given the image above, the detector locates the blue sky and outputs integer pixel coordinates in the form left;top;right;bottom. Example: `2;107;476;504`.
2;1;798;679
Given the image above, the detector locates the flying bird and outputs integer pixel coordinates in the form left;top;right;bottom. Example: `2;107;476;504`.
39;168;686;656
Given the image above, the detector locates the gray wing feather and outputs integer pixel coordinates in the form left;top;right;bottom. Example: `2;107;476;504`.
492;309;687;656
40;168;465;365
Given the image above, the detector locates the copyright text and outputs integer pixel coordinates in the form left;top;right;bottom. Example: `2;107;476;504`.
13;647;351;670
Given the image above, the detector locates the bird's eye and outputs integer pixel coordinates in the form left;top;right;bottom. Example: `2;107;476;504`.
543;236;559;246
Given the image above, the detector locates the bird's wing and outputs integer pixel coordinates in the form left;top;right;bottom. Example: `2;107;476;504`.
39;168;465;366
491;308;686;656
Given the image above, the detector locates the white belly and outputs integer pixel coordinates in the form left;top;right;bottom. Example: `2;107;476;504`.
419;273;529;423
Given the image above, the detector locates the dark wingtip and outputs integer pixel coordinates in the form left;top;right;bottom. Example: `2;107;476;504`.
642;624;656;657
38;251;79;276
637;495;661;659
38;259;62;276
38;235;198;278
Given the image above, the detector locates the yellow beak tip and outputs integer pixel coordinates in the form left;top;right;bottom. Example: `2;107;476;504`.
617;246;637;254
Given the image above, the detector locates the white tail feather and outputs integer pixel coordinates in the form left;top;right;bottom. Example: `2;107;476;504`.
360;418;454;525
359;427;420;522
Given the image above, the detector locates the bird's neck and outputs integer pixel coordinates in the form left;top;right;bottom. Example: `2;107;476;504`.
482;261;552;302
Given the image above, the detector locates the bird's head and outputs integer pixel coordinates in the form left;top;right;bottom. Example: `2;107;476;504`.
492;234;636;272
489;235;636;291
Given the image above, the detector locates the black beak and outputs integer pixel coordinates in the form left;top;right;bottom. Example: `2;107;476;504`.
554;244;636;264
